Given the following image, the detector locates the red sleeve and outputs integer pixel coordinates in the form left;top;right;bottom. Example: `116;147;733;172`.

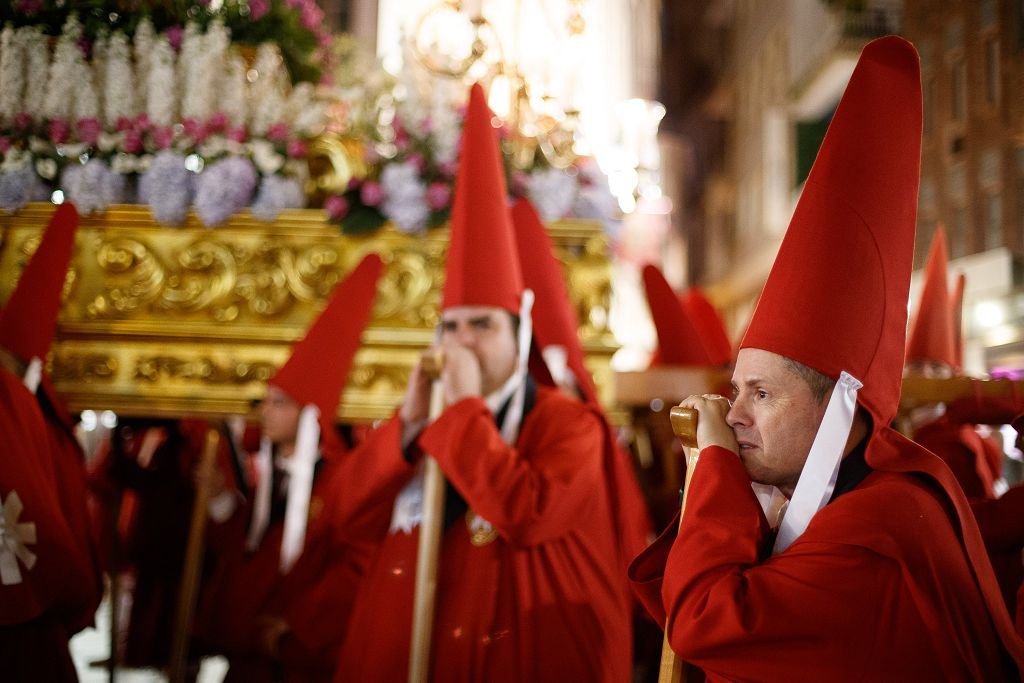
661;447;898;680
417;395;604;547
971;484;1024;551
324;415;416;542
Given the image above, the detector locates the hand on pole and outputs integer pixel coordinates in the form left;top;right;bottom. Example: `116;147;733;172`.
676;394;739;456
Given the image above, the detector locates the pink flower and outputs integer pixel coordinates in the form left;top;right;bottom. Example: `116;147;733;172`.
123;130;143;154
407;153;425;173
301;4;324;30
13;112;33;130
227;126;248;143
182;118;208;142
0;138;11;154
48;119;70;144
438;159;458;179
394;123;409;150
115;116;133;132
77;117;102;145
324;195;349;220
207;112;228;132
134;113;151;131
426;182;451;211
360;181;384;207
511;170;530;196
267;123;289;142
249;0;270;20
346;177;362;191
166;25;184;51
152;126;175;150
287;139;308;158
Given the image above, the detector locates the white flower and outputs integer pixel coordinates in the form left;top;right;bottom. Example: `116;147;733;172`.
249;140;285;175
0;27;24;124
221;53;248;128
527;168;578;221
1;148;31;171
22;28;50;117
42;15;84;121
110;153;141;175
178;23;205;121
133;18;155;115
97;132;121;153
380;160;429;233
102;31;136;127
248;43;287;135
146;36;177;127
198;135;228;159
35;158;58;180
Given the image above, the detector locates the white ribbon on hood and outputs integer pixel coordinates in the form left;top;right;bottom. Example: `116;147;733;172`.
773;371;862;554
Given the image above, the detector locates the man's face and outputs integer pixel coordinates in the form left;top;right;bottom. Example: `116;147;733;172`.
259;385;301;451
904;359;955;379
727;348;829;497
440;306;518;396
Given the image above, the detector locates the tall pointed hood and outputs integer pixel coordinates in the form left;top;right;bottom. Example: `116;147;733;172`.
0;203;79;363
511;198;598;403
951;272;966;371
254;252;384;572
740;37;921;428
270;253;384;434
642;264;717;367
906;226;956;368
443;83;523;314
682;287;733;367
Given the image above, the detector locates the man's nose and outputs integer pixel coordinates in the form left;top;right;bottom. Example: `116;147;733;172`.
726;398;748;428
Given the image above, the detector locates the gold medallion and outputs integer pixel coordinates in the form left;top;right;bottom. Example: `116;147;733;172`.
466;510;499;547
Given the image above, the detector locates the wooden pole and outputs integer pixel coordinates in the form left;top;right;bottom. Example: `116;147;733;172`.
657;407;699;683
168;426;220;683
899;376;1024;409
409;352;447;683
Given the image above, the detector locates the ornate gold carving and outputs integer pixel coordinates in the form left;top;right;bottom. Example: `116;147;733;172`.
51;352;118;383
134;355;277;384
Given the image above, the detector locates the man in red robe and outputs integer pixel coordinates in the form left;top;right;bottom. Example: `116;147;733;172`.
904;227;1024;616
629;37;1024;679
334;84;632;682
195;254;383;682
0;203;103;679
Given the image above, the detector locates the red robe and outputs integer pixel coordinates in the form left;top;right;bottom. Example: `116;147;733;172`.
914;397;1024;615
196;449;374;683
630;438;1023;680
335;387;632;682
0;368;83;679
37;376;104;633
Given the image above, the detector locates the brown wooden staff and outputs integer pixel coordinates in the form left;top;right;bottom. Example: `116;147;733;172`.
409;350;447;683
899;376;1024;409
658;406;698;683
168;426;220;683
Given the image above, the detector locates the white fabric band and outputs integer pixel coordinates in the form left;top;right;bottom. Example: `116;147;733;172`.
245;435;273;552
279;404;320;572
22;357;41;394
773;371;862;554
0;490;37;586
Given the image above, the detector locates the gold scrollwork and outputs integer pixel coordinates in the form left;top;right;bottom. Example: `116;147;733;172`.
349;362;413;393
373;243;444;328
134;355;277;384
88;238;165;317
51;352;118;383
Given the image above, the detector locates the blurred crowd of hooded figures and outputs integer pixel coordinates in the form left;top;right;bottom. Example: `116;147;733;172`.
4;38;1024;683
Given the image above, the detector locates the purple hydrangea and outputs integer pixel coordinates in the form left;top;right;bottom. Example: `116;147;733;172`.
193;155;258;227
139;151;194;225
61;160;126;215
0;165;47;214
251;175;305;221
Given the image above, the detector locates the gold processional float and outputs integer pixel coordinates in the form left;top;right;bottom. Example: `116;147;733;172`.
0;201;621;425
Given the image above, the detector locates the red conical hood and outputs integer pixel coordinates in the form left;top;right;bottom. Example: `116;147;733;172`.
642;264;716;367
442;83;522;313
0;203;79;362
951;272;966;371
270;253;384;433
511;199;598;403
682;287;733;366
740;37;922;427
906;226;956;367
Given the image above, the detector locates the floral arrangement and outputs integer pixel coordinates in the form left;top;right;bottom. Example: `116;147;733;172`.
0;8;324;224
0;2;619;234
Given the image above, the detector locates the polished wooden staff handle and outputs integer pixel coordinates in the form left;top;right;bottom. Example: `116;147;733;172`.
420;349;445;380
669;406;698;449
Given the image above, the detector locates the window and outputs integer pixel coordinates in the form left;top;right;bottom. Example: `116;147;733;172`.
985;39;1001;105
